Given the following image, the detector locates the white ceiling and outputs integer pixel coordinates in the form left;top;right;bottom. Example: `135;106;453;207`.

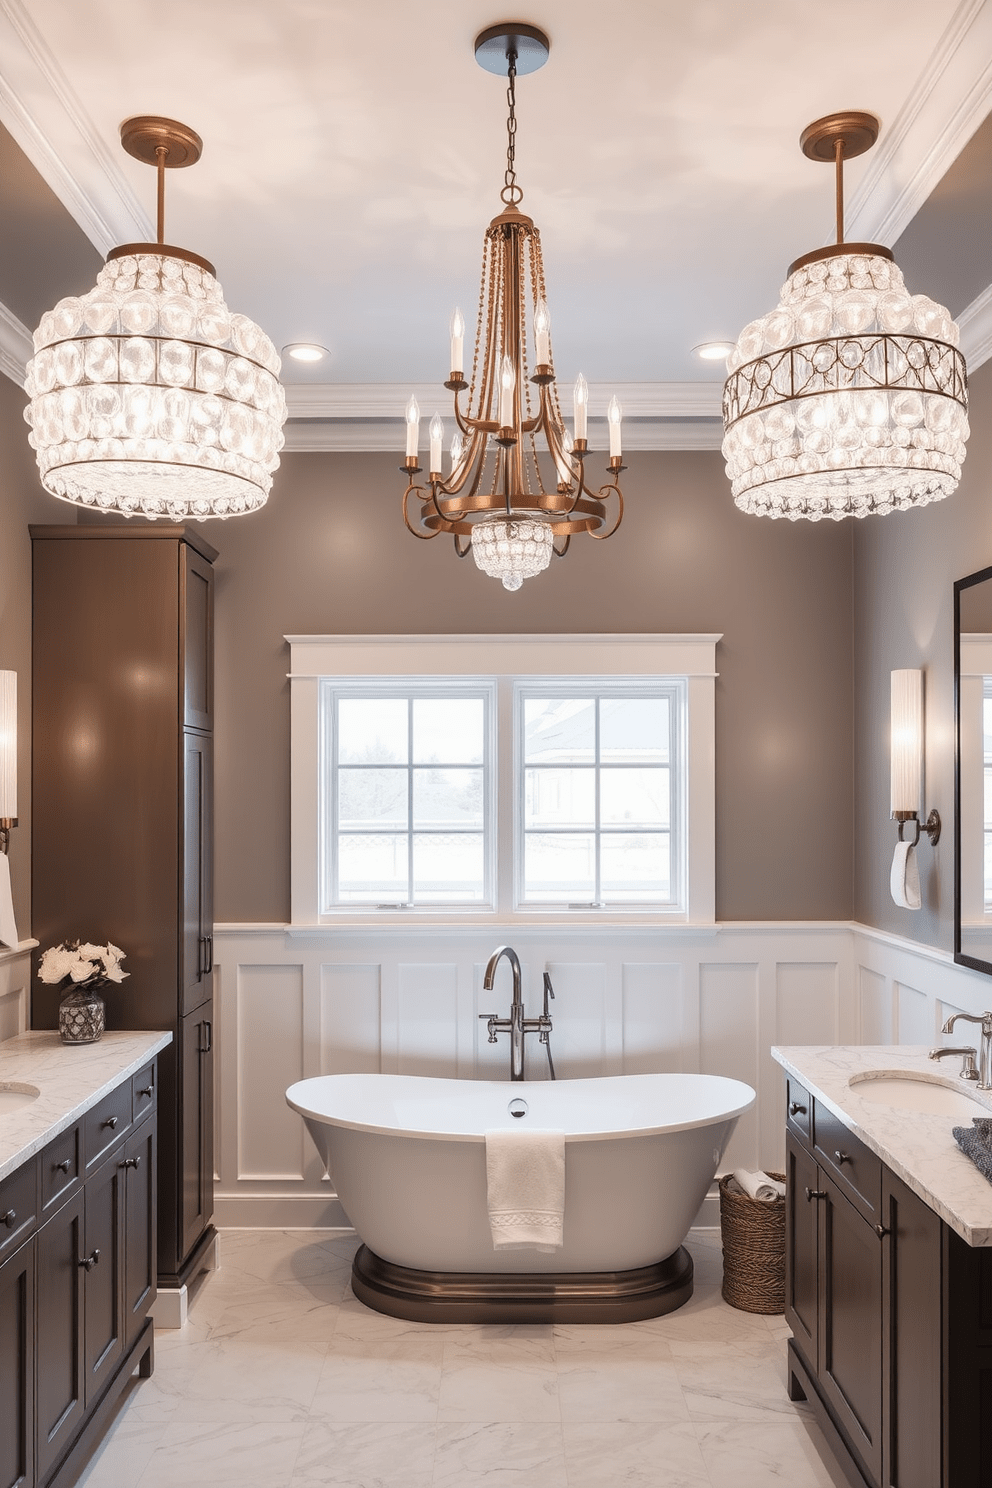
1;0;992;440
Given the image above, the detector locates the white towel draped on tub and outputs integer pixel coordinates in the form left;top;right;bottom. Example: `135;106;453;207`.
485;1128;565;1252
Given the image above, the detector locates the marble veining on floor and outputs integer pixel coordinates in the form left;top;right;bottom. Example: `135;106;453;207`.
76;1229;848;1488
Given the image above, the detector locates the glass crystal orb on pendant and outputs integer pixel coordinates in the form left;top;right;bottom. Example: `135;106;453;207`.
471;516;554;589
722;252;968;521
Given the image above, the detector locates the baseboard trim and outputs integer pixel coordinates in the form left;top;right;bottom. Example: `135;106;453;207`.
213;1193;351;1228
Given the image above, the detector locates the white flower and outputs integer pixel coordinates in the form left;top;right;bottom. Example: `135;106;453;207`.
38;946;79;984
103;961;129;983
37;938;130;988
77;942;106;961
69;958;98;983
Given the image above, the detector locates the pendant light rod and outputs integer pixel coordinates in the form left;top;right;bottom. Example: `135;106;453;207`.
834;136;844;244
156;144;167;245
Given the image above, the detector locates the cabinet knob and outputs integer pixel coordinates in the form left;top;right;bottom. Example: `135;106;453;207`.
789;1101;807;1116
833;1150;851;1164
805;1188;827;1202
78;1249;100;1271
102;1115;118;1130
875;1224;891;1240
55;1158;71;1174
1;1208;15;1228
118;1155;141;1170
138;1087;153;1099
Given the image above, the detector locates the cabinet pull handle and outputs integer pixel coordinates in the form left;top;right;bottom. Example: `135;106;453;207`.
1;1208;15;1228
55;1158;71;1174
805;1188;827;1202
875;1224;891;1239
834;1150;851;1164
118;1155;141;1169
198;935;206;977
78;1249;100;1271
138;1086;153;1099
789;1101;807;1116
201;1020;212;1055
102;1115;118;1130
205;935;213;974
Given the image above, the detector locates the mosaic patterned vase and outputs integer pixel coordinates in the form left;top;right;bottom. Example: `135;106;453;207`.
58;986;106;1044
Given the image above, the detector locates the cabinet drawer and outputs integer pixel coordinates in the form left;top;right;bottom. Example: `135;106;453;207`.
813;1106;881;1222
40;1124;82;1215
84;1084;132;1172
786;1077;812;1144
132;1062;157;1122
0;1158;38;1259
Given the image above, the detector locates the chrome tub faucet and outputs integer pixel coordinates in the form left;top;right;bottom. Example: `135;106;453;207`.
479;945;555;1081
936;1009;992;1087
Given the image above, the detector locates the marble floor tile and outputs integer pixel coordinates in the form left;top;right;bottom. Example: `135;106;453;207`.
562;1419;710;1487
75;1415;167;1488
310;1336;444;1421
558;1352;689;1424
676;1348;800;1422
433;1422;568;1488
290;1420;436;1486
695;1418;846;1487
203;1280;344;1342
133;1420;307;1488
437;1358;561;1422
442;1322;556;1365
173;1338;327;1421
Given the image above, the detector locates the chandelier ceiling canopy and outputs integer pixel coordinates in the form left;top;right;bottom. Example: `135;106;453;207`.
24;116;287;521
400;23;624;590
722;111;969;522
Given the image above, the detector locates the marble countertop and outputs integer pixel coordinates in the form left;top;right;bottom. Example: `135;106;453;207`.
772;1045;992;1247
0;1029;172;1183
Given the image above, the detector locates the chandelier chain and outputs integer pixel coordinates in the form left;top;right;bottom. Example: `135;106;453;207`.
501;49;522;207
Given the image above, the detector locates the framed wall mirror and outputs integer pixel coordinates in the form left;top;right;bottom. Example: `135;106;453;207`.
955;565;992;975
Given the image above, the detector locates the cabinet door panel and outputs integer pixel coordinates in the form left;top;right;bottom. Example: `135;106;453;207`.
84;1155;124;1403
882;1169;942;1488
785;1132;819;1366
0;1238;35;1488
180;1004;214;1262
182;546;214;731
36;1188;85;1481
819;1173;883;1484
182;731;214;1015
124;1121;157;1346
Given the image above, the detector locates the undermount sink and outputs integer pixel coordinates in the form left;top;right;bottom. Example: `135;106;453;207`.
0;1080;41;1113
849;1072;990;1119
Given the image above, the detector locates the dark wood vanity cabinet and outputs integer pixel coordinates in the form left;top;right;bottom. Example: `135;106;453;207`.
0;1060;157;1488
785;1080;992;1488
31;525;217;1293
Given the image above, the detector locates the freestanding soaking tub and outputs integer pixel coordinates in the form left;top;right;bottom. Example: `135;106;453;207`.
286;1071;755;1323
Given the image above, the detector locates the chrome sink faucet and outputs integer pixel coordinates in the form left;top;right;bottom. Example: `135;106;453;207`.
938;1010;992;1088
479;945;554;1082
928;1045;979;1081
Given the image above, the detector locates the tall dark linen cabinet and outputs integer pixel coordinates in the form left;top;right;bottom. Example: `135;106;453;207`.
31;525;216;1295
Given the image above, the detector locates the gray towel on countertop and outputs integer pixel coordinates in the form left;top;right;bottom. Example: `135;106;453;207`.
952;1118;992;1184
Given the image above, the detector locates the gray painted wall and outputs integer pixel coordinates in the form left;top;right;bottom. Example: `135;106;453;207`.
207;448;854;924
0;376;64;935
854;359;992;948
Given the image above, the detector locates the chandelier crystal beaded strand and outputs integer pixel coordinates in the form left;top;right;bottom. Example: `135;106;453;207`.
24;117;286;520
400;24;624;589
722;111;969;521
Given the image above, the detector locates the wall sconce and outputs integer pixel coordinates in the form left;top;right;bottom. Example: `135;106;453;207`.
890;669;940;846
0;671;16;856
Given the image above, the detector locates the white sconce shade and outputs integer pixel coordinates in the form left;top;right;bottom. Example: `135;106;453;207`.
890;669;922;816
0;671;15;819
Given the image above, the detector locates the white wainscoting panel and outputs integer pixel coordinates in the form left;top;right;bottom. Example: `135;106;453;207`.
859;965;891;1043
0;946;31;1043
621;963;684;1074
236;963;306;1181
319;964;381;1075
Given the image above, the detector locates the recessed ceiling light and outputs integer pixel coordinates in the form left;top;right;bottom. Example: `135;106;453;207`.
693;341;734;362
284;343;328;363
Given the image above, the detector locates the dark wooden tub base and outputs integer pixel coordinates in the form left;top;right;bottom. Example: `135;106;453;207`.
350;1243;694;1323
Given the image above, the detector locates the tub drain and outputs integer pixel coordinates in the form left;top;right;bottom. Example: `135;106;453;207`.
508;1098;528;1118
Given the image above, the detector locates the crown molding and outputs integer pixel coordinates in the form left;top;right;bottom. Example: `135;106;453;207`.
0;298;31;387
282;416;724;454
282;382;724;422
0;0;149;254
846;0;992;246
959;281;992;372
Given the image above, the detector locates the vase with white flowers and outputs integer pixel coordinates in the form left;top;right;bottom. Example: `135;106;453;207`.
38;940;129;1044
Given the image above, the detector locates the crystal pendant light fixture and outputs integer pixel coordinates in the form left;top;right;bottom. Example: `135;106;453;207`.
24;116;287;520
401;24;624;589
722;111;969;522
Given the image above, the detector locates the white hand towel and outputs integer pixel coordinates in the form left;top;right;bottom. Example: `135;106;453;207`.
731;1168;786;1203
485;1128;565;1252
890;840;921;910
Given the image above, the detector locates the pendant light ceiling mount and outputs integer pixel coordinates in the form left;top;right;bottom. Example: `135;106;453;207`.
790;111;891;276
110;115;215;274
474;22;550;75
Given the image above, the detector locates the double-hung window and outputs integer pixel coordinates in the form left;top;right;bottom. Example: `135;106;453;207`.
289;635;717;924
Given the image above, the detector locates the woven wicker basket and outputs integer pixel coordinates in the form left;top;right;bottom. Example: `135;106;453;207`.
718;1172;786;1314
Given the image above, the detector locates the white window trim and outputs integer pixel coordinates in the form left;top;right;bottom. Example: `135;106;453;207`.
288;633;720;928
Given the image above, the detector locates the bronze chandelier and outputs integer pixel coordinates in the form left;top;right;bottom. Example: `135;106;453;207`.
401;23;625;590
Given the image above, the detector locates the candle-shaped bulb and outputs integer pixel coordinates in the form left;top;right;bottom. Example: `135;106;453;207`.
450;431;464;473
607;395;622;458
449;308;465;373
573;373;588;442
553;425;574;483
405;395;420;458
499;355;516;429
534;298;551;365
429;413;444;472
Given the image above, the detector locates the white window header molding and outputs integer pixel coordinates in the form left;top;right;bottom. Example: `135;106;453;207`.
287;634;722;679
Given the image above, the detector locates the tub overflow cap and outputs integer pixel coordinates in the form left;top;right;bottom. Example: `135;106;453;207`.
508;1098;528;1119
